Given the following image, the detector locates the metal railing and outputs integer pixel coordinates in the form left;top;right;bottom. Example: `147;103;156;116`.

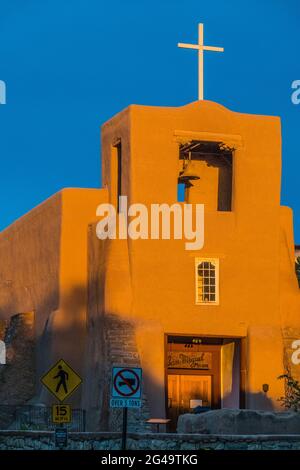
0;405;86;431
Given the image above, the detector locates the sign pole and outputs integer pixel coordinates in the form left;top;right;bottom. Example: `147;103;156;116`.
121;406;128;450
110;366;142;449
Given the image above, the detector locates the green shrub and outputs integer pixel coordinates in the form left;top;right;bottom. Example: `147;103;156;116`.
278;373;300;411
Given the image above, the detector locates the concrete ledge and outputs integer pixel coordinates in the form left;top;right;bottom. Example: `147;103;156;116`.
2;430;300;440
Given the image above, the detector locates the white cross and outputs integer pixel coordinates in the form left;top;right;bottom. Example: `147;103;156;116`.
178;23;224;100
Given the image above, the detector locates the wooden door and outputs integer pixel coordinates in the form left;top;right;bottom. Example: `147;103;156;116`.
166;341;221;429
167;374;212;427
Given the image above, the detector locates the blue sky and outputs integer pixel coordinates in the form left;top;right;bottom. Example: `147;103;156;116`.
0;0;300;239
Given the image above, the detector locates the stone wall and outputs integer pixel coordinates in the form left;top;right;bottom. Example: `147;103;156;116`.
0;313;35;429
83;310;151;432
0;430;300;450
104;314;151;433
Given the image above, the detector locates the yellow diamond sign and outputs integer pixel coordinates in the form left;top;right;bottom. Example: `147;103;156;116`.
41;359;82;402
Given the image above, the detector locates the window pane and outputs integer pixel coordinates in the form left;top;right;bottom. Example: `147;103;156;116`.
196;259;218;304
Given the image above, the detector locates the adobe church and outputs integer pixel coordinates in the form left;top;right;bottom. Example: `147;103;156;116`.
1;27;300;432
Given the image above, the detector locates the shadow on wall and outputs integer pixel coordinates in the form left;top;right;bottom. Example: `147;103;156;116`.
246;391;277;411
37;283;91;406
222;391;276;411
0;278;59;334
0;282;282;432
0;283;89;409
0;280;151;433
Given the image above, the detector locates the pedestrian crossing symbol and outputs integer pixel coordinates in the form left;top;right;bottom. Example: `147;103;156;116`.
41;359;82;402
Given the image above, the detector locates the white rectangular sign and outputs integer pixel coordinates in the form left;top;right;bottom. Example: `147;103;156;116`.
110;397;141;408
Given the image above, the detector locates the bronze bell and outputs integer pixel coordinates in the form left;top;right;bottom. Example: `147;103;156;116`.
178;161;200;185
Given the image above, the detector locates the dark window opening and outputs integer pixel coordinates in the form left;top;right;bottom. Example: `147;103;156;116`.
178;140;233;211
117;142;122;212
111;140;122;212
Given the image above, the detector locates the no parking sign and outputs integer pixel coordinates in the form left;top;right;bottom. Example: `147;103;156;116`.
110;367;142;408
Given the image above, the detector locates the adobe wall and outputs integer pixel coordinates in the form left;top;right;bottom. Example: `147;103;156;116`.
0;188;106;408
0;193;62;404
37;188;105;406
0;192;62;333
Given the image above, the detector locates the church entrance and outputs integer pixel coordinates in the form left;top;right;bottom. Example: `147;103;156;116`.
166;335;241;430
167;374;213;424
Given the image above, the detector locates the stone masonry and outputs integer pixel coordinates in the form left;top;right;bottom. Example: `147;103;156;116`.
1;430;300;450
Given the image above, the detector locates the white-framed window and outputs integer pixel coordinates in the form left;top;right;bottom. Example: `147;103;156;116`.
195;258;219;305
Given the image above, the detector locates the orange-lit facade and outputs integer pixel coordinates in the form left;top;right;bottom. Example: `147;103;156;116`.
0;100;300;430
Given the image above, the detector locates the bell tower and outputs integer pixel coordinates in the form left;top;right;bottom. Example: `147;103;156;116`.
178;140;233;210
99;97;300;422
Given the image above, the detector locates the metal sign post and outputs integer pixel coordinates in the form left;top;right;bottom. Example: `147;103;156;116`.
110;367;142;451
122;406;128;451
